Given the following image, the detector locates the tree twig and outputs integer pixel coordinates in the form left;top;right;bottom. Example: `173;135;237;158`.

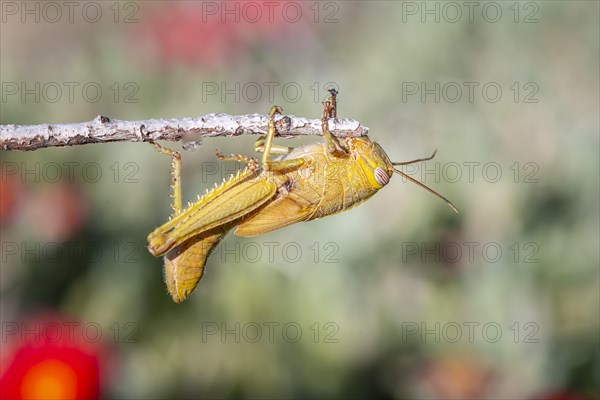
0;113;369;151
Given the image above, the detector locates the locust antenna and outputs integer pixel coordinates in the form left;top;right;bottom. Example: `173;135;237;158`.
392;150;437;166
392;166;459;213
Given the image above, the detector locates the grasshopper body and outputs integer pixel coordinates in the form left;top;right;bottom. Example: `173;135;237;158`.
148;94;457;302
233;138;394;235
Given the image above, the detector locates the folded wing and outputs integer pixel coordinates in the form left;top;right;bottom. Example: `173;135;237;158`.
234;197;314;237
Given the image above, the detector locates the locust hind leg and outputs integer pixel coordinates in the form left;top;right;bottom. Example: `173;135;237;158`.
149;141;228;303
149;141;183;217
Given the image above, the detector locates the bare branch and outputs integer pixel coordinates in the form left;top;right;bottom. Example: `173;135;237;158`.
0;113;369;151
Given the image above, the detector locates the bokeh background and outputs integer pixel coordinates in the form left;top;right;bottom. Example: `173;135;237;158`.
1;1;598;399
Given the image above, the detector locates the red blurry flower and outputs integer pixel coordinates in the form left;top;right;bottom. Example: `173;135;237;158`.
131;1;299;69
0;314;105;400
132;3;242;69
0;167;21;226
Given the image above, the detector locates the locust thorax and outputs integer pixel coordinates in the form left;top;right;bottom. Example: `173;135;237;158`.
348;136;394;190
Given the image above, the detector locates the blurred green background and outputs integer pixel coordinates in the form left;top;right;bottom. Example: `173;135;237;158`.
1;1;598;399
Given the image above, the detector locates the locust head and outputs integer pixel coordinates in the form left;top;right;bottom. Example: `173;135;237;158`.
348;136;394;190
348;136;458;213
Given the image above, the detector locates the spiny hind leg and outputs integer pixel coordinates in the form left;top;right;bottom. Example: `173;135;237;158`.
150;141;182;216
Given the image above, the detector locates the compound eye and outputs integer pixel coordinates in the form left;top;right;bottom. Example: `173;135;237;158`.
374;166;390;186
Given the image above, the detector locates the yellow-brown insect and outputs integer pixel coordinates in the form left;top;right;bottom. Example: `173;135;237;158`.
147;92;458;302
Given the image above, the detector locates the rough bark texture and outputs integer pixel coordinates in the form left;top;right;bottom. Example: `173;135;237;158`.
0;113;368;151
